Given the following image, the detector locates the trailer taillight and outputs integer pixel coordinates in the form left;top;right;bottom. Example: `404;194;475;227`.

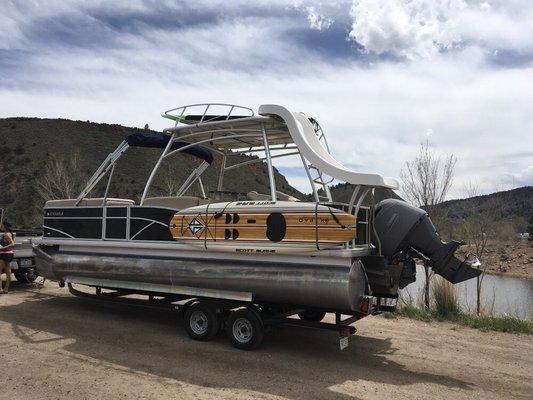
360;297;370;313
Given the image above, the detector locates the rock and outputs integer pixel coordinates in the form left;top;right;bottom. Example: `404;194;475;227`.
500;254;509;261
498;265;507;272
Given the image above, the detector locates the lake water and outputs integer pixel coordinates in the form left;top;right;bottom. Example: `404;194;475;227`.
401;265;533;319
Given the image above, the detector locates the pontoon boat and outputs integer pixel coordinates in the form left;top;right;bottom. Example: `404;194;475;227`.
34;104;480;349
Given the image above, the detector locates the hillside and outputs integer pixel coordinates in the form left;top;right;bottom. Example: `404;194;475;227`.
437;186;533;222
1;117;531;233
0;118;301;227
326;182;402;205
327;183;531;224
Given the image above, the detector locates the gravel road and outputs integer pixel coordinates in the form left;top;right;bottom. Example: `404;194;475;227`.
0;281;531;400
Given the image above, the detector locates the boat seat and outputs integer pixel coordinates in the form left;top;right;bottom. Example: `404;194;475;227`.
143;196;210;210
247;191;299;202
45;198;135;207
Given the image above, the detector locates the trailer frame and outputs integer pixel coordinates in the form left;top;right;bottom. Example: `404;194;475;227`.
66;282;377;350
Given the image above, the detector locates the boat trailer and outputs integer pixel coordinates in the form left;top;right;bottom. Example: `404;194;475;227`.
66;282;384;350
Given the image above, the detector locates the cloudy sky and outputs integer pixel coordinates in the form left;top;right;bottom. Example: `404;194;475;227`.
1;0;532;198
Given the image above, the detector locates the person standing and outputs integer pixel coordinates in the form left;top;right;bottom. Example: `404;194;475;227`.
0;221;14;294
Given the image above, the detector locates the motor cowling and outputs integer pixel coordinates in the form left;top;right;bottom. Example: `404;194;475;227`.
373;199;480;284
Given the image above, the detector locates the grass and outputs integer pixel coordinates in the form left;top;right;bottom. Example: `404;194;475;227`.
432;277;460;316
386;275;533;334
384;275;533;334
385;306;533;334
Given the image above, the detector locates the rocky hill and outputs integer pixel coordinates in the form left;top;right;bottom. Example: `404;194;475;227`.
1;117;531;233
329;183;531;222
437;186;533;222
326;182;402;205
0;117;301;227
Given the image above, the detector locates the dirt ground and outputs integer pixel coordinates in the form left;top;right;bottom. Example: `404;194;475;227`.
484;241;533;280
0;281;531;400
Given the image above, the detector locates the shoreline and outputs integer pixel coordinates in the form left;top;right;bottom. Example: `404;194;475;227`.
458;241;532;281
485;270;533;281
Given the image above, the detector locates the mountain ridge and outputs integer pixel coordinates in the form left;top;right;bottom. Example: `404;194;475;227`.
1;117;530;230
0;117;301;226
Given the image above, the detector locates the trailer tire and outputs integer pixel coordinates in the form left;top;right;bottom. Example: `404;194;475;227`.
184;302;220;342
14;269;38;284
226;308;264;350
298;310;326;322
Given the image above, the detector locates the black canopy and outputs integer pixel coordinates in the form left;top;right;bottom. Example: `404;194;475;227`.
125;132;213;164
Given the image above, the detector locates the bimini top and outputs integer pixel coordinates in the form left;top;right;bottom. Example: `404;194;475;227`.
163;104;398;189
125;132;213;164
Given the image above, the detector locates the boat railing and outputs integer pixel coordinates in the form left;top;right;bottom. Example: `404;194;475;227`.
162;103;255;127
325;202;371;249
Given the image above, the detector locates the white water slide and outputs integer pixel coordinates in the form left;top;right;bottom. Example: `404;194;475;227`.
258;104;399;190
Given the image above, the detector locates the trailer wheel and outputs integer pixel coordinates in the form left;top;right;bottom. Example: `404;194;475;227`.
226;308;264;350
184;302;220;342
14;269;38;284
298;310;326;322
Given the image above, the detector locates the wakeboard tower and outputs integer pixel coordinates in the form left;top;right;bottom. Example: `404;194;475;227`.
33;103;480;350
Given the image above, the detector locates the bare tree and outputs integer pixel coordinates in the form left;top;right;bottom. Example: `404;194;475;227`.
37;150;86;200
157;160;182;196
400;140;457;309
462;183;497;315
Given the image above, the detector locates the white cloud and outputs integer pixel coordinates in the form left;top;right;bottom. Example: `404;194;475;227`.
3;52;531;197
349;0;466;60
348;0;533;60
0;0;532;199
501;165;533;189
305;6;334;30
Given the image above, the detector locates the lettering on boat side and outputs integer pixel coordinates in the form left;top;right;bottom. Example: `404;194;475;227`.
46;211;64;217
235;201;276;206
235;248;276;253
297;217;330;224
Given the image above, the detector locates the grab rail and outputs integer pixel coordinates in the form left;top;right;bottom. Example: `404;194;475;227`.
162;103;254;126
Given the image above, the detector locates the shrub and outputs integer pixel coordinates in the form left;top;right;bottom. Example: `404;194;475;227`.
432;277;460;317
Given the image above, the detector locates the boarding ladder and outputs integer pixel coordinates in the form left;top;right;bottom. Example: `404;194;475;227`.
307;118;334;202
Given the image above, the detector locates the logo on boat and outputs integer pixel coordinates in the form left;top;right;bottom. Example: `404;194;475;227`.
188;217;205;236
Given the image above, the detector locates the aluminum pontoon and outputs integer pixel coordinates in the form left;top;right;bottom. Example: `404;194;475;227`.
34;103;480;349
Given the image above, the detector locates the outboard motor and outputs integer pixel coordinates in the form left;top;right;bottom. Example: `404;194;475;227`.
374;199;480;284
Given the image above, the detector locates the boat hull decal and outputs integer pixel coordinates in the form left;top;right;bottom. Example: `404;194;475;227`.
171;203;357;248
